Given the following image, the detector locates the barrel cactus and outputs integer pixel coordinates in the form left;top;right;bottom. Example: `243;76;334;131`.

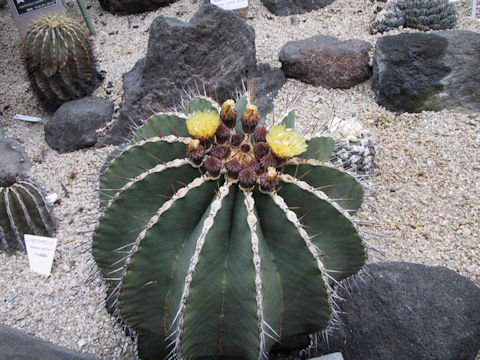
23;14;100;110
371;0;456;34
93;95;366;359
0;177;57;252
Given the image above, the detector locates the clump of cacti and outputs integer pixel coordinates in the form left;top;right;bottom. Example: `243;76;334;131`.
93;94;366;359
0;176;57;253
371;0;456;34
23;14;101;110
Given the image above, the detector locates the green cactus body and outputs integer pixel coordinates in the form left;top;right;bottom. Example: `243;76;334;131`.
93;95;366;360
23;14;100;110
0;177;56;252
371;0;456;34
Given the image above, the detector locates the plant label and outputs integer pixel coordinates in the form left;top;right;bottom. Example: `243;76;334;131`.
7;0;66;35
210;0;248;11
24;234;57;276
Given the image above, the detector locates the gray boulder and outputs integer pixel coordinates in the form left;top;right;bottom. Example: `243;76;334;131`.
279;35;372;88
98;0;177;15
103;4;257;145
260;0;334;16
45;97;114;153
0;324;94;360
0;138;31;178
372;30;480;113
312;262;480;360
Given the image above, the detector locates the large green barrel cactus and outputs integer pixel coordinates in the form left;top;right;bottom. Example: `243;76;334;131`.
0;177;56;252
93;95;366;359
23;14;100;110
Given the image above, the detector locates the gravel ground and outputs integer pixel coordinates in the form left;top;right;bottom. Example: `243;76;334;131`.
0;0;478;359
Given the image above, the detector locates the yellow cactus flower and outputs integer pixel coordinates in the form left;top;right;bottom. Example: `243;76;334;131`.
186;110;220;140
266;124;308;158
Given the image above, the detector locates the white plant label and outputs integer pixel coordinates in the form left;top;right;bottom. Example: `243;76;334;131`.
211;0;248;10
24;234;57;276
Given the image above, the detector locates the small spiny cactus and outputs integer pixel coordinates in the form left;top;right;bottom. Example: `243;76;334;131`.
371;0;456;34
93;94;366;360
23;14;101;110
0;176;57;253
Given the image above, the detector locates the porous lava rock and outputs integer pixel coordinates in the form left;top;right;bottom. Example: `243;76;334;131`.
260;0;335;16
98;0;177;15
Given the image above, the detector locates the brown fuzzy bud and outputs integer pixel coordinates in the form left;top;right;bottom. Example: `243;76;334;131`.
210;145;231;159
220;99;237;129
254;142;270;160
253;126;267;143
230;133;244;147
225;158;243;180
238;167;257;190
249;159;261;174
187;140;205;166
260;151;277;169
241;104;260;134
215;122;230;144
240;143;251;153
204;156;222;178
259;167;279;192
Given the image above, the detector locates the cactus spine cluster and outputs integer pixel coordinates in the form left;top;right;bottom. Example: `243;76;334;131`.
0;177;56;252
93;95;366;360
23;14;100;110
371;0;456;34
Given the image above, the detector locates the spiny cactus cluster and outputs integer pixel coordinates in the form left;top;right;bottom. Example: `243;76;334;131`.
0;177;56;253
371;0;456;34
93;94;366;360
23;14;100;110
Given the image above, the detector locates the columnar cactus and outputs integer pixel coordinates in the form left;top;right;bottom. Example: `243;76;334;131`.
23;14;100;110
0;177;56;252
93;95;366;359
371;0;456;34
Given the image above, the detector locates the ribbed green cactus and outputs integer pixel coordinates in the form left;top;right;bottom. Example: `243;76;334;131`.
371;0;456;34
23;14;100;110
0;177;56;252
93;95;366;360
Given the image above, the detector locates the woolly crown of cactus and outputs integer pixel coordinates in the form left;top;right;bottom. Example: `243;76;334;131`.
93;95;366;360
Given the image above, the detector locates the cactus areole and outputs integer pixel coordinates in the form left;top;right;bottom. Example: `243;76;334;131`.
93;95;366;360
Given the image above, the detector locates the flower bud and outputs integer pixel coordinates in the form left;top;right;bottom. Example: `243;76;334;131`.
241;104;260;134
230;133;244;147
238;167;257;190
187;139;205;166
220;99;237;129
254;142;270;160
249;159;261;174
204;156;222;178
253;126;267;143
225;158;243;180
215;122;230;144
259;167;279;192
210;145;231;160
260;151;277;169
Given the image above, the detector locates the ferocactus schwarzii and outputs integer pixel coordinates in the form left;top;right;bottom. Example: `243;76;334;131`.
93;95;366;360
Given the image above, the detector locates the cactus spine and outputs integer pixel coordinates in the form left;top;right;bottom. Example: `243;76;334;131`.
0;177;57;252
93;95;366;359
371;0;456;34
23;14;100;110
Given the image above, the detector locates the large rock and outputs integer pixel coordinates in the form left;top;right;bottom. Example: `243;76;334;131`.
0;137;31;178
260;0;334;16
372;30;480;113
0;324;94;360
98;0;177;15
313;262;480;360
45;97;114;153
103;4;257;145
279;35;372;88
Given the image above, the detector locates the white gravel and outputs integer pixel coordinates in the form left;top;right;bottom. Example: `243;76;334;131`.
0;0;478;358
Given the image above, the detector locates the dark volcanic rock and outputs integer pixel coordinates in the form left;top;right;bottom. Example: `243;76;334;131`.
372;30;480;113
103;4;257;145
261;0;335;16
0;324;94;360
0;137;31;178
45;97;114;153
98;0;177;15
279;35;372;88
251;63;287;120
313;262;480;360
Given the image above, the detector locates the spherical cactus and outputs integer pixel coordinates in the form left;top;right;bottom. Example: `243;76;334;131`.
23;14;101;110
0;177;57;253
93;95;366;360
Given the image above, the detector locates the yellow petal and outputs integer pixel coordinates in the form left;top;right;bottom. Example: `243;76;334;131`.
266;125;308;158
186;110;220;140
